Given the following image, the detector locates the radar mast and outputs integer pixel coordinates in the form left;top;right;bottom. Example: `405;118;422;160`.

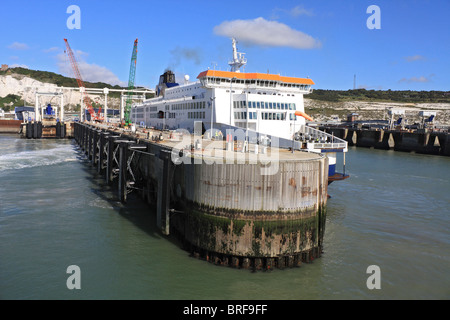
228;38;247;72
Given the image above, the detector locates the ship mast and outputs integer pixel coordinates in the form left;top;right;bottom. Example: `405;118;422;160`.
228;38;247;72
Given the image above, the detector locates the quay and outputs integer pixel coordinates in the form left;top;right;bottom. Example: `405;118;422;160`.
71;122;330;270
19;118;73;139
319;126;450;156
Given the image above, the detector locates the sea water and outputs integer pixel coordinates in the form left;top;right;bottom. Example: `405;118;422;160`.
0;134;449;300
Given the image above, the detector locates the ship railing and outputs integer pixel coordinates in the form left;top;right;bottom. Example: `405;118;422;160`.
298;125;348;151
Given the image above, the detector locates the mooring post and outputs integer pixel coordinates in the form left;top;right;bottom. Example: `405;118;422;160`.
84;125;89;153
61;123;66;139
106;136;115;184
157;149;171;235
74;123;77;143
88;127;93;160
98;132;107;174
33;122;38;139
118;141;128;203
82;124;86;151
83;125;88;155
92;130;98;166
56;121;61;138
80;124;84;150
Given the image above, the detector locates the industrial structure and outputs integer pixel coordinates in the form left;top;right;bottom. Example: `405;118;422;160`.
123;38;138;127
64;38;102;122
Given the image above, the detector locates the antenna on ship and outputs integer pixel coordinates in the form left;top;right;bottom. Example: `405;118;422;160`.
228;38;247;72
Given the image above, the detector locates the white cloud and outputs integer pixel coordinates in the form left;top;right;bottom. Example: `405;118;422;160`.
213;17;321;49
271;5;314;19
43;47;61;53
289;5;314;17
56;52;126;86
404;55;426;62
398;74;434;83
10;64;29;69
7;42;29;50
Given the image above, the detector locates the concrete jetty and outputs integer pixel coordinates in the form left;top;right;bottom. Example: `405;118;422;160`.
73;122;330;270
319;126;450;156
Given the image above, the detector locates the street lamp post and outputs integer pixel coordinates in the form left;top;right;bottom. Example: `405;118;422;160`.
229;77;236;127
210;96;216;140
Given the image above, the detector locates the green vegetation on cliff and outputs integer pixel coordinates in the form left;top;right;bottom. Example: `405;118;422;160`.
0;94;22;112
308;89;450;103
0;67;126;93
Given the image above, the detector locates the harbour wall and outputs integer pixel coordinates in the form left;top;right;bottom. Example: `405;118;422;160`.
20;120;74;139
73;122;329;270
320;126;450;156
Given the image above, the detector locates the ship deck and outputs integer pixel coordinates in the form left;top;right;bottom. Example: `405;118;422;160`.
96;123;323;162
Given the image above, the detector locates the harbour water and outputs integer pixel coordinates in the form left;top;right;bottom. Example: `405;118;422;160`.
0;134;449;300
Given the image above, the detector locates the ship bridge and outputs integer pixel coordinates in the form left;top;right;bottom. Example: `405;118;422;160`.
197;70;314;94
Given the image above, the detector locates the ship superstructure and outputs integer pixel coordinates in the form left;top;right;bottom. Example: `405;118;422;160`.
131;39;348;180
131;38;314;141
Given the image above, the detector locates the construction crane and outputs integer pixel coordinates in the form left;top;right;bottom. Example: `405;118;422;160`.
123;38;138;127
63;38;102;122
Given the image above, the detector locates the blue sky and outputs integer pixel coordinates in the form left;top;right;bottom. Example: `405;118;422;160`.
1;0;449;91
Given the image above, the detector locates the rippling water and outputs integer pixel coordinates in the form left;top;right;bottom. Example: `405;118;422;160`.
0;134;449;300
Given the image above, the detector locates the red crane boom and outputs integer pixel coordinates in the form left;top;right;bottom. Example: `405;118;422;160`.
64;38;102;121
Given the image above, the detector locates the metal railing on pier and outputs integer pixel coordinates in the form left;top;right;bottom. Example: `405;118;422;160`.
298;125;348;152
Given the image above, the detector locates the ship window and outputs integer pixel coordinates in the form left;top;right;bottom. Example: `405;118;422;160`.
264;102;268;109
256;102;260;108
277;103;281;109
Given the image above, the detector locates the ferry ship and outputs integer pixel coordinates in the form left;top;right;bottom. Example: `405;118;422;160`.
131;38;348;180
